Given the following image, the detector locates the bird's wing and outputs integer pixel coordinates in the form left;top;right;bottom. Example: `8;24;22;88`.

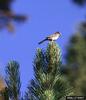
47;34;55;39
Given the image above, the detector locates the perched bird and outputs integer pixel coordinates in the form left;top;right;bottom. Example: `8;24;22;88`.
0;0;27;32
38;32;61;44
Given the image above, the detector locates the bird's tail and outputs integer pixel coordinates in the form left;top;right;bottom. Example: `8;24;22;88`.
38;38;47;44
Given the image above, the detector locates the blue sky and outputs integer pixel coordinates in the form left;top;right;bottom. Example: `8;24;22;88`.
0;0;85;94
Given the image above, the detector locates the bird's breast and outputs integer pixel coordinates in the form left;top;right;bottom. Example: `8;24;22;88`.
52;36;59;40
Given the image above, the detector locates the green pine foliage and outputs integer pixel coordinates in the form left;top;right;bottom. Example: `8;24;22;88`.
64;23;86;95
25;42;73;100
5;61;21;100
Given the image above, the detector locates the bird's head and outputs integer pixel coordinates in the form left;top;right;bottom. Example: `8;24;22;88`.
55;32;61;37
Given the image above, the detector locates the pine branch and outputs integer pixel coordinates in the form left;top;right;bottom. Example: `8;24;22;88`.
5;61;21;100
25;42;73;100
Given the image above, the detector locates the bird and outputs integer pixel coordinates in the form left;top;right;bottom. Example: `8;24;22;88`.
38;32;61;44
